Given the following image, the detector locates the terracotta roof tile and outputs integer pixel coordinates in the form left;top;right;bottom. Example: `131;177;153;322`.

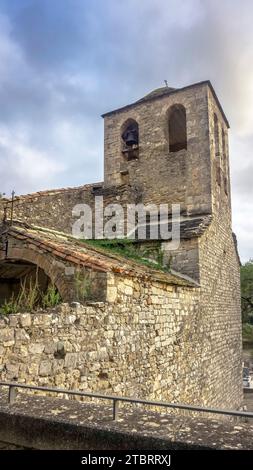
1;221;200;287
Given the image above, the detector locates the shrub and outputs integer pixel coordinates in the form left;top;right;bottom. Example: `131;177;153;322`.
0;294;19;315
42;284;61;309
242;323;253;344
0;273;61;315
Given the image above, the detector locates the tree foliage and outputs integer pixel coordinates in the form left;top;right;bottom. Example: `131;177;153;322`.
241;259;253;324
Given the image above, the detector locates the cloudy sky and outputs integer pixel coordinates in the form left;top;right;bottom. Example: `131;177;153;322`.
0;0;252;261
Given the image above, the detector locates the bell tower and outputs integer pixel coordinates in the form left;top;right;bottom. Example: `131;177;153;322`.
102;81;230;216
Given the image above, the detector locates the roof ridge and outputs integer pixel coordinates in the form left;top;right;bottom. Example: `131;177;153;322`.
3;223;199;287
1;182;104;203
101;80;229;128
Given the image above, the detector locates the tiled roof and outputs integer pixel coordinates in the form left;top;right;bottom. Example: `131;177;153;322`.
130;214;212;241
101;80;230;127
0;221;199;288
136;86;177;103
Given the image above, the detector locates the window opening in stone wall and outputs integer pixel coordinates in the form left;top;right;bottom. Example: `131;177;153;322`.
222;128;226;160
121;119;139;161
214;113;220;157
224;176;228;195
222;128;228;195
168;104;187;152
214;113;221;186
222;128;227;172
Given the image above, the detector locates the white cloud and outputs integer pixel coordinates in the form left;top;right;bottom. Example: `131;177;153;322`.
0;0;252;260
0;126;65;195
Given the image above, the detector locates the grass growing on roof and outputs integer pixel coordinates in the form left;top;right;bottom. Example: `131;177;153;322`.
81;238;171;272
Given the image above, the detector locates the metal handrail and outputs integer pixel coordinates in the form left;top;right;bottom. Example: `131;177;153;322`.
0;380;252;421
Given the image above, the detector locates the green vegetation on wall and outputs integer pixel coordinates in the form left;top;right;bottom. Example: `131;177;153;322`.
241;259;253;345
83;238;171;272
0;277;61;315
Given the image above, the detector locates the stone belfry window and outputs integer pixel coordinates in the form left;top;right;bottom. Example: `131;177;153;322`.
168;104;187;152
222;128;227;168
214;113;222;186
214;113;220;156
121;118;139;160
222;128;228;195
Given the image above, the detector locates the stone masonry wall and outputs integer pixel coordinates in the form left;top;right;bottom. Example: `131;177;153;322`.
104;82;212;215
0;186;95;234
197;215;242;410
0;269;242;409
193;91;243;409
0;184;142;236
207;87;231;215
162;238;200;282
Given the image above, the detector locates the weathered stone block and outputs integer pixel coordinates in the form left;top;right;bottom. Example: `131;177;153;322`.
20;314;32;327
64;353;78;368
0;329;14;342
106;287;117;303
6;363;20;379
15;329;30;342
39;361;52;377
28;343;45;355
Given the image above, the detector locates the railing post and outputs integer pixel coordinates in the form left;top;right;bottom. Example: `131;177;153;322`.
113;399;119;421
8;385;17;405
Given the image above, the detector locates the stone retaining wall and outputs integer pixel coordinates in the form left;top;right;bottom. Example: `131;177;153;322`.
0;269;242;409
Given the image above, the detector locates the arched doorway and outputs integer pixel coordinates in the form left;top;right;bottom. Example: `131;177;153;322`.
0;259;57;311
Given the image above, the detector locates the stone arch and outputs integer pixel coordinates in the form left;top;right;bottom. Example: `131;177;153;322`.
214;113;220;157
0;235;109;304
167;104;187;152
121;118;139;149
0;243;73;303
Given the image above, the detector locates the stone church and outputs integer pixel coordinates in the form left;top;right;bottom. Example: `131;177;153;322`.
0;80;242;410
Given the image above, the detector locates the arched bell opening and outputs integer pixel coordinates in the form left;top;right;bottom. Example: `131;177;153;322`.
167;104;187;153
121;118;139;161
